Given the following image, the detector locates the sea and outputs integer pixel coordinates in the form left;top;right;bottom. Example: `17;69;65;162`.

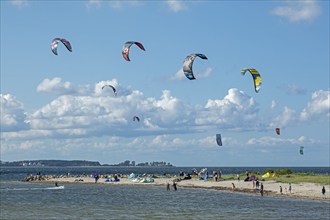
1;166;329;220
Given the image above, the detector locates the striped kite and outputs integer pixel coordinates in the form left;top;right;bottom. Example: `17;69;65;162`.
122;41;145;61
241;68;262;93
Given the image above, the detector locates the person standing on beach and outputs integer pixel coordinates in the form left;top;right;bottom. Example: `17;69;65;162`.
280;186;283;195
260;183;264;196
237;174;240;182
167;182;170;191
94;174;99;183
256;180;260;189
214;172;218;182
322;186;326;196
289;183;292;194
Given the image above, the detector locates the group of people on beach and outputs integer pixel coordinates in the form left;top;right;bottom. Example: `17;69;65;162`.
212;170;222;182
279;183;292;195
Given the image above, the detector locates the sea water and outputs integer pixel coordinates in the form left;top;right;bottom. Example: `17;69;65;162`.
1;167;329;220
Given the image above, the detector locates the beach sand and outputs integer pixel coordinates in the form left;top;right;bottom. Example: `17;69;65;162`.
37;175;329;201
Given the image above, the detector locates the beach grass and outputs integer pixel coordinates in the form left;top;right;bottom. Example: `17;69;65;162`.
272;173;330;185
219;172;330;185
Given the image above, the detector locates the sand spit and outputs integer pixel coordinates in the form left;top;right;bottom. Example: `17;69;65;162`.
26;175;329;201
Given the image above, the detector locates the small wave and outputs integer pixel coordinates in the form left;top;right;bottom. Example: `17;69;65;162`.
1;186;64;191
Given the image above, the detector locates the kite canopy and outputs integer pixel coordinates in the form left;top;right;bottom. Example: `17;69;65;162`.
262;172;270;178
183;53;208;80
122;41;145;61
300;146;304;155
216;134;222;146
276;128;280;135
102;84;117;96
241;68;262;93
133;116;140;122
51;38;72;55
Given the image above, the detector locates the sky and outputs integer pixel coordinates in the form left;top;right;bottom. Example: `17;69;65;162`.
1;0;329;167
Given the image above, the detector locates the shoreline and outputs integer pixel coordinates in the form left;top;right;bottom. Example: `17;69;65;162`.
26;175;329;201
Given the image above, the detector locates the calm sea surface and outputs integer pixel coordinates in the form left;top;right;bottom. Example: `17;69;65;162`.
1;166;329;220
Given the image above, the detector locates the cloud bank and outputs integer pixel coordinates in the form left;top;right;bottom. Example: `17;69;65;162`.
2;78;329;139
1;78;329;164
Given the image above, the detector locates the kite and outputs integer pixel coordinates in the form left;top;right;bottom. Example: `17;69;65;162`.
241;68;262;93
133;116;140;122
102;85;117;96
122;41;145;61
216;134;222;146
276;128;280;135
299;146;304;155
183;54;208;80
51;38;72;55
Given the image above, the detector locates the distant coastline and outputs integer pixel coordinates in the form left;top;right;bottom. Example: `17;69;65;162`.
0;160;174;167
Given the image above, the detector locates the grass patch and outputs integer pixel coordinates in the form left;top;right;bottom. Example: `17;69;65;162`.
219;169;330;185
272;173;330;185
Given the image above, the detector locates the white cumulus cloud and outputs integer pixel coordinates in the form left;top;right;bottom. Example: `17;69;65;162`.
9;0;28;8
270;89;329;128
165;0;187;12
85;0;102;9
86;0;144;10
196;88;259;130
271;100;277;109
300;89;330;121
285;84;307;95
271;0;322;23
37;77;94;95
0;94;29;131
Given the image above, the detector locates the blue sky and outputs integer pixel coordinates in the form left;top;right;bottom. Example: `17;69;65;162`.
1;0;329;166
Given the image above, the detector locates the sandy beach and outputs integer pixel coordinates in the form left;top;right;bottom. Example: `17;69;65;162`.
35;175;330;201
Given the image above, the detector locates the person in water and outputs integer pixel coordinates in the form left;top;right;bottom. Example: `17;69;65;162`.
173;181;177;191
260;183;264;196
55;182;58;187
166;182;170;191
